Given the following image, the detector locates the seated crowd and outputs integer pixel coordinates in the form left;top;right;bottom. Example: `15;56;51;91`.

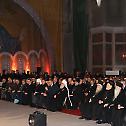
0;70;126;126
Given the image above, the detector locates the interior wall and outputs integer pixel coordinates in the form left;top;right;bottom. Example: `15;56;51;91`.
26;0;63;71
89;0;126;27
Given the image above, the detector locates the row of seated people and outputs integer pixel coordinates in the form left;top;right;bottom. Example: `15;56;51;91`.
79;77;126;126
1;73;126;126
0;76;83;111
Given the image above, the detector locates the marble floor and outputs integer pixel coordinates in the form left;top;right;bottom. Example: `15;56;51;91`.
0;100;110;126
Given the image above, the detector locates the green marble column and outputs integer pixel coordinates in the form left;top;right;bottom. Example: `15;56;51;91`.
73;0;88;71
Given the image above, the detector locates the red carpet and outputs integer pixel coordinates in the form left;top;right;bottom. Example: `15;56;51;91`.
61;109;80;116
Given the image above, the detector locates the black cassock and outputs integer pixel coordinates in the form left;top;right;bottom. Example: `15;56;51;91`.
109;88;126;126
38;84;47;108
79;82;96;119
32;84;40;107
56;87;67;110
46;84;60;111
83;83;97;119
91;88;105;120
94;87;114;123
21;83;29;105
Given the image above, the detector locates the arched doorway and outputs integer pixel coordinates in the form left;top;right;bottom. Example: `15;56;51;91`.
14;52;28;73
28;50;39;72
39;49;50;73
0;53;13;72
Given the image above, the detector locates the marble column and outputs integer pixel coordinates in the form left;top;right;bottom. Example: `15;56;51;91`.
62;0;74;73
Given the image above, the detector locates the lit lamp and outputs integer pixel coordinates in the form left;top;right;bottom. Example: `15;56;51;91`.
26;62;30;72
122;53;126;58
28;111;47;126
12;62;16;71
29;114;35;126
96;0;102;7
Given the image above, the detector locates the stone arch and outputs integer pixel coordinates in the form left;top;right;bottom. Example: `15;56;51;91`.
39;49;50;73
14;51;28;72
14;51;28;60
28;50;39;59
0;52;13;60
28;50;39;72
0;52;13;72
39;49;48;58
13;0;55;72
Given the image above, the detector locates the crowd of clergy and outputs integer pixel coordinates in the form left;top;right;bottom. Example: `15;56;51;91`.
0;70;126;126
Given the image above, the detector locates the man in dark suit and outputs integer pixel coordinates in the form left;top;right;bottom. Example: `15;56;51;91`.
21;79;30;105
38;78;47;108
79;77;96;120
46;79;60;111
32;78;41;107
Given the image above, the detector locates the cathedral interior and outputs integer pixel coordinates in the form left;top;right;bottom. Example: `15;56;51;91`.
1;1;126;126
0;0;126;74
